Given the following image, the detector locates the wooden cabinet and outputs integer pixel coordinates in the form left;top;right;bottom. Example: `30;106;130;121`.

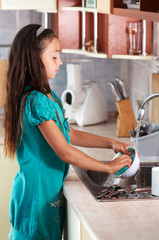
64;201;91;240
55;0;153;59
111;0;159;22
55;0;81;50
0;0;57;11
0;146;18;240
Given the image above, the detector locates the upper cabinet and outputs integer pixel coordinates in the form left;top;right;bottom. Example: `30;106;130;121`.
111;0;159;22
55;0;153;59
0;0;57;12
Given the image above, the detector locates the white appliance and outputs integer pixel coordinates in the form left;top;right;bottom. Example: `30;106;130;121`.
61;63;108;127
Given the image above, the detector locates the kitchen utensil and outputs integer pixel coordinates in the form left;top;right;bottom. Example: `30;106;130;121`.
116;98;137;137
107;78;136;137
113;146;140;178
107;82;121;102
108;185;137;198
115;77;128;99
97;184;137;199
115;80;125;100
97;186;122;199
124;184;137;192
129;121;159;138
105;186;122;199
129;123;148;138
61;63;108;126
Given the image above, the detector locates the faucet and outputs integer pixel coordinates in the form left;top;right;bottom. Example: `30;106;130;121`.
137;93;159;121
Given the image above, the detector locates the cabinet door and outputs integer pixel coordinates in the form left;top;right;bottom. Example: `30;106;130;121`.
64;201;81;240
64;201;91;240
0;147;18;240
81;224;91;240
57;0;82;50
97;0;111;14
113;0;159;12
140;0;159;12
0;0;57;10
112;0;159;22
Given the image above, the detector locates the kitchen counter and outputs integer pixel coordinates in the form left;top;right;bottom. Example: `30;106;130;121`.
63;119;159;240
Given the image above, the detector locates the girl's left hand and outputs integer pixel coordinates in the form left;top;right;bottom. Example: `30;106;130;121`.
111;140;131;155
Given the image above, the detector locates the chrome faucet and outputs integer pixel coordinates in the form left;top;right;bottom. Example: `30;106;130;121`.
137;93;159;121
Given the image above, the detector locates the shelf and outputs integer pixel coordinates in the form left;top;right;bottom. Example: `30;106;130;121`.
36;9;57;13
62;50;154;60
61;6;97;13
112;8;159;22
62;3;159;22
62;49;107;58
112;54;154;60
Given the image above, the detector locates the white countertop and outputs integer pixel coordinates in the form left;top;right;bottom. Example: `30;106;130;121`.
63;119;159;240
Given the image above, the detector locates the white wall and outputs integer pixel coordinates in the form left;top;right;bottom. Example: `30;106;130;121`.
120;59;158;120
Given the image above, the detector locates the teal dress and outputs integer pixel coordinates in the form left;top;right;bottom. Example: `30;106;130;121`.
9;89;70;240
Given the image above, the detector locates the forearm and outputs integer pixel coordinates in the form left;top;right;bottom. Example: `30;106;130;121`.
69;127;130;155
60;144;132;174
70;128;115;149
61;144;110;172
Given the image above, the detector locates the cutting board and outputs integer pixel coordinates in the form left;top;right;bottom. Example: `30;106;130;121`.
151;73;159;124
116;98;137;137
0;59;8;107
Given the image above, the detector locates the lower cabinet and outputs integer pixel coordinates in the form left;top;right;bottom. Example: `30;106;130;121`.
0;145;19;240
64;200;91;240
81;224;91;240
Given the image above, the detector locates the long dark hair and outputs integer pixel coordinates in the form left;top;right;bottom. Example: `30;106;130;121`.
4;24;61;158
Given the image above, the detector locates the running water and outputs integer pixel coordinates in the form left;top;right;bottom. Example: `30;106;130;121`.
135;119;142;153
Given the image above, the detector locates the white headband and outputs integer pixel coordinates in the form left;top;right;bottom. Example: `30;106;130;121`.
36;26;45;37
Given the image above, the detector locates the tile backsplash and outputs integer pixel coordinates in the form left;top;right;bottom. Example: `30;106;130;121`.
120;59;158;120
1;10;159;121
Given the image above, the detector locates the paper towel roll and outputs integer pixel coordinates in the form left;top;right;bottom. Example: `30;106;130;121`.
151;167;159;196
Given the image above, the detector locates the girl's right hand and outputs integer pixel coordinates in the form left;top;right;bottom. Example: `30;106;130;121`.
106;154;132;174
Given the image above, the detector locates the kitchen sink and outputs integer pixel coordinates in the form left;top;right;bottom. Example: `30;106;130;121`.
74;162;159;201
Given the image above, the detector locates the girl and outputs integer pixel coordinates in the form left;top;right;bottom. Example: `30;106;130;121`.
4;24;132;240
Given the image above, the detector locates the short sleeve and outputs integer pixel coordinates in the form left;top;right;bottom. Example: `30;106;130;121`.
24;91;57;126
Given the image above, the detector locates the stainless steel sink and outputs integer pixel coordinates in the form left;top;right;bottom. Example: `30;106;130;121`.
74;162;159;201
